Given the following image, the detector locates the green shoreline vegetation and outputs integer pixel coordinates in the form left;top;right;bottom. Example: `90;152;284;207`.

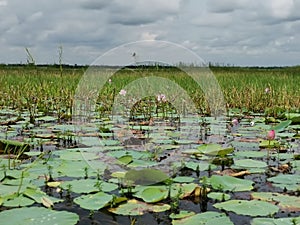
0;64;299;120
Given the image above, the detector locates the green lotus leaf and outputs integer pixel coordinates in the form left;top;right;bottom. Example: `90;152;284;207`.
251;192;300;210
60;179;118;194
234;159;267;168
109;199;170;216
117;155;133;165
74;192;112;210
170;211;196;220
267;174;300;191
207;192;231;201
23;187;63;204
207;175;254;192
172;211;234;225
54;150;99;161
173;176;195;183
273;120;292;133
137;187;169;203
124;169;169;185
0;207;79;225
259;140;279;148
234;150;266;158
251;216;300;225
214;200;279;216
3;194;35;207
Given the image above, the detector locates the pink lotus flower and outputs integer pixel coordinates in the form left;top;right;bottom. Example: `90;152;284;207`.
267;130;275;140
157;94;166;102
232;118;239;126
119;89;126;96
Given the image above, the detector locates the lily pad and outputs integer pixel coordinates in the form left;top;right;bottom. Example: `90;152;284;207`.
234;159;267;168
234;150;266;158
214;200;279;216
124;169;169;185
54;150;99;161
198;144;234;157
117;155;133;165
0;206;79;225
207;175;254;192
208;192;231;201
3;194;35;207
252;192;300;211
251;216;300;225
267;174;300;191
173;176;195;183
170;211;196;220
60;179;118;193
172;211;234;225
109;199;170;215
259;140;279;148
183;161;217;171
23;187;63;204
74;192;112;210
137;187;169;203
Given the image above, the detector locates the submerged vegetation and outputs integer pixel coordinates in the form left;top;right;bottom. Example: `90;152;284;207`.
0;64;299;225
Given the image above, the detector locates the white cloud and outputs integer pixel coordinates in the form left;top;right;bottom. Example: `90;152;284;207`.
140;32;158;41
270;0;294;18
0;0;300;66
0;0;7;6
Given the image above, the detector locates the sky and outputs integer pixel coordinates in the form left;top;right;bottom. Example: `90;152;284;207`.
1;0;300;66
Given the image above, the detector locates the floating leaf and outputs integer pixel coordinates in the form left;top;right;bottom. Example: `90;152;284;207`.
259;140;279;148
124;169;169;185
170;183;198;199
170;211;196;220
172;211;233;225
74;192;112;210
252;192;300;211
214;200;279;216
23;187;62;204
56;160;106;178
117;155;133;165
3;194;35;207
109;199;170;216
234;150;266;158
251;216;300;225
208;192;231;201
198;144;233;157
207;175;254;192
127;159;158;167
60;179;118;194
173;176;194;183
134;187;169;203
183;161;216;171
234;159;267;168
0;207;79;225
54;150;99;161
267;174;300;191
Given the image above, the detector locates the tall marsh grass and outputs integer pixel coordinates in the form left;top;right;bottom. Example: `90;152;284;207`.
0;65;299;119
